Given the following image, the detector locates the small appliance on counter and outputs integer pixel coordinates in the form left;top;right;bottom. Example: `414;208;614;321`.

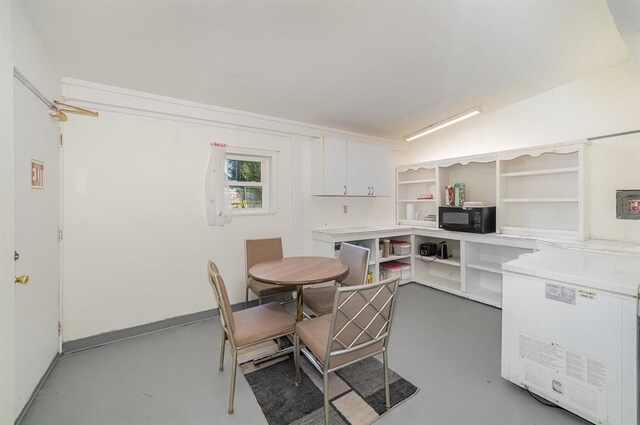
420;242;437;257
439;206;496;233
437;241;448;259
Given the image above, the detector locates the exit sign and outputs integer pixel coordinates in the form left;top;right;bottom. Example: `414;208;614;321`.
31;160;44;189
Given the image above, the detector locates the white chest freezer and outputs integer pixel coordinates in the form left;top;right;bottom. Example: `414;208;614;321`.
501;249;640;425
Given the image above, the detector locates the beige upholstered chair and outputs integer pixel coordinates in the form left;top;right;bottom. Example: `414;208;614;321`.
294;276;400;425
245;237;293;307
207;261;296;414
303;242;370;316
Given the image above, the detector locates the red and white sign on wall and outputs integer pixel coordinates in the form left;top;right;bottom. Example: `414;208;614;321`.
31;160;44;189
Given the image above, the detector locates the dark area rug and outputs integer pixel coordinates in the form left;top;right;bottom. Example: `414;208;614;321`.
241;355;419;425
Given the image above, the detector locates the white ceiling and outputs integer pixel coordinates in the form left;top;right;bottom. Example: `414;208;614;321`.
21;0;630;140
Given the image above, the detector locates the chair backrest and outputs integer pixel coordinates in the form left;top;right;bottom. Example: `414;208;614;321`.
326;276;400;370
337;243;370;286
207;261;236;335
245;238;284;276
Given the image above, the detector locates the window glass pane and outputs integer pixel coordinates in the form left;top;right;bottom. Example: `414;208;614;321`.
225;159;261;182
229;186;263;209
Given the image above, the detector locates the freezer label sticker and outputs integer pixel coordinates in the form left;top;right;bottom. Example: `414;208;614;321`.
519;334;606;390
518;334;607;418
545;283;576;305
578;289;596;300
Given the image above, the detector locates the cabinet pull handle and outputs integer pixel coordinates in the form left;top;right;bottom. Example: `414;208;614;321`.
344;185;347;195
372;186;375;196
367;186;371;195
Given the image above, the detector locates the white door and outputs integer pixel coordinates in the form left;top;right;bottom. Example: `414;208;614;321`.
13;78;61;416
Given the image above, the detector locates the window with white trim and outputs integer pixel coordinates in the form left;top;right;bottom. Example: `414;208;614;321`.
225;152;274;215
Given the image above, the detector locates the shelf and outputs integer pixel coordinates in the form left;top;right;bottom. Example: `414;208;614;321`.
379;254;412;263
466;260;502;274
398;219;437;227
465;287;502;308
500;226;579;240
417;275;461;292
398;199;436;203
414;255;460;267
397;179;436;185
501;198;579;203
500;167;579;178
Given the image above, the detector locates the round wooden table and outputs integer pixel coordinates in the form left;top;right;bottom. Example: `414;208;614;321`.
248;256;349;322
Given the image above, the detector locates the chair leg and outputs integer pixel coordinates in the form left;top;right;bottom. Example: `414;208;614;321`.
323;370;330;425
294;334;301;386
219;329;226;371
228;351;238;414
383;349;391;410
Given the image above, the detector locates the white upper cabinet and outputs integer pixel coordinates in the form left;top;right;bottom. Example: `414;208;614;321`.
311;137;347;195
311;137;391;196
346;141;371;196
369;144;392;196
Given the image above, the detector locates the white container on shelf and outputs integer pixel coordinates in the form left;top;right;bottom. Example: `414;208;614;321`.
406;203;415;221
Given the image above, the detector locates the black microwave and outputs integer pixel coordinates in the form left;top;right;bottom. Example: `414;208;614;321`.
438;206;496;234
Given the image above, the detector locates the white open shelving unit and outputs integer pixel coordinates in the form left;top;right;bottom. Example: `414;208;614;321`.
497;144;587;240
393;140;587;308
396;141;588;241
396;167;438;227
311;226;415;285
413;229;537;308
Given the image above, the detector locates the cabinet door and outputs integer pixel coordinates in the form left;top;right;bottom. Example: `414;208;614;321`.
346;141;371;196
370;145;391;196
323;137;347;195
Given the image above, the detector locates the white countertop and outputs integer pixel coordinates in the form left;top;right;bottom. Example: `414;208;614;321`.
503;249;640;298
312;225;413;236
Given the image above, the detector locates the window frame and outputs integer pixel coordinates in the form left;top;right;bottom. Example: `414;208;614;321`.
225;148;277;216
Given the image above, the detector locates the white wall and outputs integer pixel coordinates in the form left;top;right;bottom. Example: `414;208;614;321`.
61;80;404;341
407;62;640;243
589;132;640;243
0;3;15;423
12;2;60;100
407;62;639;161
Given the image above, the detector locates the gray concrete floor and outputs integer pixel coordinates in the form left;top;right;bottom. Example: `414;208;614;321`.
22;284;589;425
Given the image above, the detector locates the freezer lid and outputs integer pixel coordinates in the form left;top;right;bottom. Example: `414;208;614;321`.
503;249;640;298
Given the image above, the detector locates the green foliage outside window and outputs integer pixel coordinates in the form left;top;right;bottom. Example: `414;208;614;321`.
226;159;261;182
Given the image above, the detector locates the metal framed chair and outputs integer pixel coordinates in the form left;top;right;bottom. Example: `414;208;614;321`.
245;237;293;307
294;276;401;425
207;260;296;414
303;242;370;316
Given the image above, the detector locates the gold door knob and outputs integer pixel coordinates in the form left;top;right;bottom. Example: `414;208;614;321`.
15;275;30;285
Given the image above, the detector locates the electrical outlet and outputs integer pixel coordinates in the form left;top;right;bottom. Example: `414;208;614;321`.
343;205;348;214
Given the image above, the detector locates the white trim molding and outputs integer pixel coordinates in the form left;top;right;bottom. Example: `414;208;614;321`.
61;78;408;152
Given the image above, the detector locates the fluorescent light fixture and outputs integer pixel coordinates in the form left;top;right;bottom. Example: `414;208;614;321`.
405;107;482;142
